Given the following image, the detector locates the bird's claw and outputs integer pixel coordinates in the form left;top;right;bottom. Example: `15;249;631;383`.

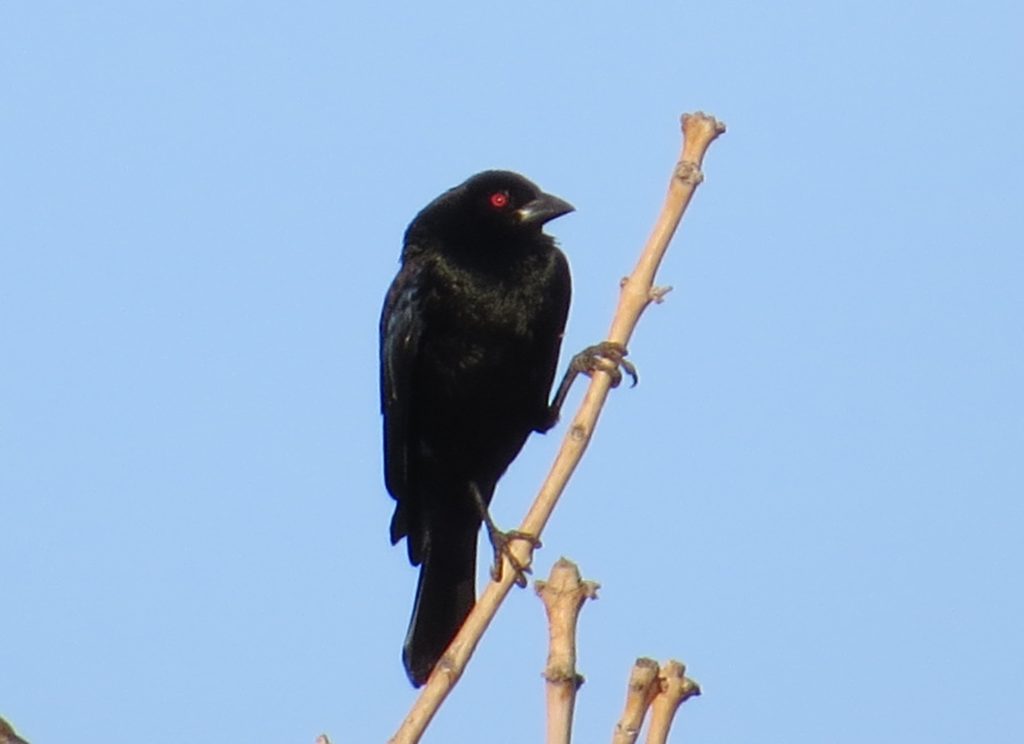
546;342;639;426
486;526;541;588
569;341;638;389
469;482;541;588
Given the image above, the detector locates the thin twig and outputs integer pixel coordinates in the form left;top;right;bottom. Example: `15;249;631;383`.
536;558;599;744
388;112;725;744
0;717;30;744
611;658;661;744
645;661;701;744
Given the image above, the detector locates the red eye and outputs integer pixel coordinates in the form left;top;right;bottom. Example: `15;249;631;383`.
489;191;509;209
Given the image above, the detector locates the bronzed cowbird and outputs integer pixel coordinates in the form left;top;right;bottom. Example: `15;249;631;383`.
380;170;574;686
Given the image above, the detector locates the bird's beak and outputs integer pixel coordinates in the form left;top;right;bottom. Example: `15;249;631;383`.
516;193;575;226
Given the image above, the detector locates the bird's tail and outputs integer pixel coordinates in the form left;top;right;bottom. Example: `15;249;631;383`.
402;515;478;687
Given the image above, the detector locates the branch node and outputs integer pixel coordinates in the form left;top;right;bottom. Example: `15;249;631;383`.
650;285;673;303
433;652;463;686
673;160;704;186
542;669;586;689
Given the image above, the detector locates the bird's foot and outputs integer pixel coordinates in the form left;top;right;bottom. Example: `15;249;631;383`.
484;524;541;588
543;342;639;430
569;341;638;389
469;482;541;587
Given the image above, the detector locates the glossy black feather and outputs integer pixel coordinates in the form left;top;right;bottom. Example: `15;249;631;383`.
380;170;572;685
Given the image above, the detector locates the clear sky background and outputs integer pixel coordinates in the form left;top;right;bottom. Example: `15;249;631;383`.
2;2;1022;742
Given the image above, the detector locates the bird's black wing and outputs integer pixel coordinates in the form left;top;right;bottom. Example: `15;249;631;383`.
380;256;428;542
530;248;572;431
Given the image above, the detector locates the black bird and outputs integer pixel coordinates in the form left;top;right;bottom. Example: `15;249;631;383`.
380;170;575;686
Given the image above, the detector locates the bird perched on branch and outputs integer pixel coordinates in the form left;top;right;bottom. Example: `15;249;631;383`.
380;170;575;686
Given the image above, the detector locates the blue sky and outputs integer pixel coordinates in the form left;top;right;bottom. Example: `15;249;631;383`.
2;2;1022;742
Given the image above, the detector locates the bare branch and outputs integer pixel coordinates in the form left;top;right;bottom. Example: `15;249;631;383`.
536;558;600;744
0;717;31;744
388;112;725;744
645;661;701;744
611;658;661;744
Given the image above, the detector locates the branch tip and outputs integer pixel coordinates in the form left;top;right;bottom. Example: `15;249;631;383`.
644;660;701;744
679;112;726;171
538;558;597;744
612;658;662;744
680;111;727;138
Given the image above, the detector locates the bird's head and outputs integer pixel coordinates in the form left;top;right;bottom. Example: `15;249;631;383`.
460;170;575;234
408;170;574;251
